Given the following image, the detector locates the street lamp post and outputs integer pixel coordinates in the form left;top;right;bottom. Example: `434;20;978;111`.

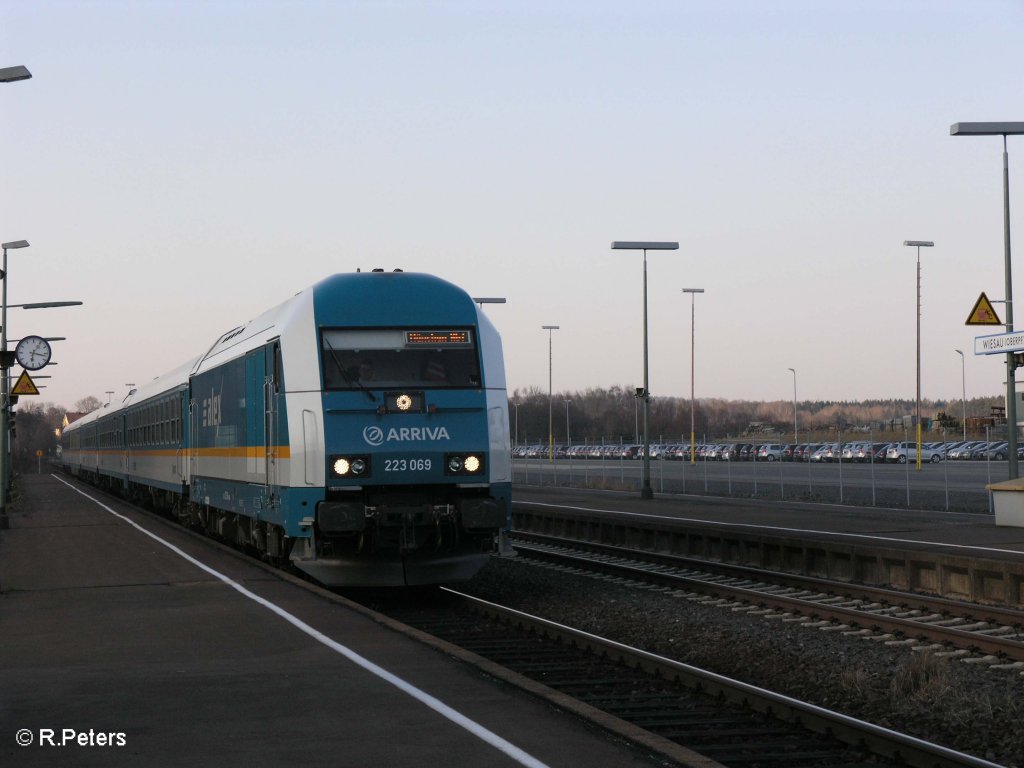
682;288;704;464
512;402;520;448
564;400;572;450
0;240;83;526
542;325;559;462
612;241;679;499
903;240;934;471
0;65;32;526
952;122;1024;478
0;240;29;525
633;394;639;443
955;349;967;441
788;367;798;443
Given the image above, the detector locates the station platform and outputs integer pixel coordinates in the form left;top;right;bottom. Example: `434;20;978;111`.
513;484;1024;556
512;485;1024;607
0;474;694;768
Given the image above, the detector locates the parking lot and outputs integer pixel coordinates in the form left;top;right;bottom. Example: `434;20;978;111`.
513;438;1010;513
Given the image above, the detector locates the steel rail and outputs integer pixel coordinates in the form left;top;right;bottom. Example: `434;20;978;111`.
443;588;1004;768
513;530;1024;626
512;534;1024;661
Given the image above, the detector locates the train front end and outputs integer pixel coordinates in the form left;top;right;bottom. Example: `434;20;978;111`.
292;271;511;586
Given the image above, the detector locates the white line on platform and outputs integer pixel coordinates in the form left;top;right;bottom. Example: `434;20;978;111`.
55;475;552;768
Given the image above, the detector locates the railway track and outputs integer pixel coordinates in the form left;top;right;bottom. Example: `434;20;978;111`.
89;484;1016;765
510;531;1024;668
360;586;1002;768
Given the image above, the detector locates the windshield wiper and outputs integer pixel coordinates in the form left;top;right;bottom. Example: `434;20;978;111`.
323;336;376;403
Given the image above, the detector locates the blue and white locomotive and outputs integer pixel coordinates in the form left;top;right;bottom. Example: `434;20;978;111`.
60;270;512;586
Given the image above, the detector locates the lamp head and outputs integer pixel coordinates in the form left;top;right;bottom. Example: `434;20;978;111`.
612;241;679;250
951;122;1024;136
0;65;31;83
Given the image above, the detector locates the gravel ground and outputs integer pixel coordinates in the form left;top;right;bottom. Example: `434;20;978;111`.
456;557;1024;768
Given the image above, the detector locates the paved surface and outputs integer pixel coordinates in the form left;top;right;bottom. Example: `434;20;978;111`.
513;485;1024;558
0;474;685;768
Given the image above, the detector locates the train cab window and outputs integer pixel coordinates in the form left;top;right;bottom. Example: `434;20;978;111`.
273;343;283;393
321;328;482;390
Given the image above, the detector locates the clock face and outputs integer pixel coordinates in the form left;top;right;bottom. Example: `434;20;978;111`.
15;335;51;371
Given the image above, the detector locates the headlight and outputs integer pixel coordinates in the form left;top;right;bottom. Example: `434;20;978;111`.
383;391;424;413
331;455;371;478
445;452;485;476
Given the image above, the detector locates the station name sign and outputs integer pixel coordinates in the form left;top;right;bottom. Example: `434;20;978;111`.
974;331;1024;355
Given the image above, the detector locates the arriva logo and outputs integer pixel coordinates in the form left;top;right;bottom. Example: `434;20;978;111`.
363;425;451;446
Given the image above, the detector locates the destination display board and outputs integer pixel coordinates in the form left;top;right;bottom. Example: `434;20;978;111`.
405;330;472;346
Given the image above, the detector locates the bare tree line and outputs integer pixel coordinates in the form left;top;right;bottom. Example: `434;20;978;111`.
509;385;1002;445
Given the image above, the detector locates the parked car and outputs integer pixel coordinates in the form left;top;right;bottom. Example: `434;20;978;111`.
795;443;819;462
639;444;667;460
885;441;945;464
869;442;892;462
841;442;866;462
949;441;984;459
985;441;1010;460
809;444;832;462
963;441;998;460
823;444;843;462
855;442;885;462
757;444;784;461
663;444;685;461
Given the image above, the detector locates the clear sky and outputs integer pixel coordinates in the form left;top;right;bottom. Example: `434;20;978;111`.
2;0;1022;412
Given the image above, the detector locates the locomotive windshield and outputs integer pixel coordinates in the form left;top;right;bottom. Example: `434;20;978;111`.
321;328;482;390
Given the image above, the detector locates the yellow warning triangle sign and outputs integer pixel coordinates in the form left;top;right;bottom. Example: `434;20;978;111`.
11;370;40;396
966;292;1002;326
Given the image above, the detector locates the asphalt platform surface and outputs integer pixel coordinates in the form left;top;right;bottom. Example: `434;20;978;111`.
1;474;686;768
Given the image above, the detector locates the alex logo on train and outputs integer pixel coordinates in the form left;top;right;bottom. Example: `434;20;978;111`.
202;390;222;427
363;425;451;446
